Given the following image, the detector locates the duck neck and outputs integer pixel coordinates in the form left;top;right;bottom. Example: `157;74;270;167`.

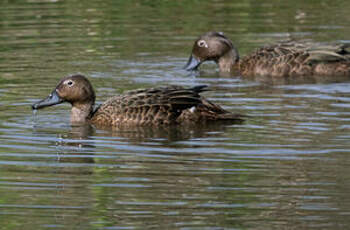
71;102;94;124
217;47;240;73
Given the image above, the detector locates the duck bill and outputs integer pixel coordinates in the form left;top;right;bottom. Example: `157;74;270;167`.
32;90;64;110
184;55;201;71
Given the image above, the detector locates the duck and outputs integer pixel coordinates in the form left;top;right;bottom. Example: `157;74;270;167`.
32;74;243;127
184;31;350;78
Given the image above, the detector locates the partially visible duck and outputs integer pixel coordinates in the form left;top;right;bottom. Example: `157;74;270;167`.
184;31;350;77
32;74;243;127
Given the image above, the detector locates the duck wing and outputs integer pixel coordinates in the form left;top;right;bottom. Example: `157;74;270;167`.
240;41;350;77
91;85;208;126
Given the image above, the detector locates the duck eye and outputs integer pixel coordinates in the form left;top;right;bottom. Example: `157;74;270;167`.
197;40;208;48
65;80;74;87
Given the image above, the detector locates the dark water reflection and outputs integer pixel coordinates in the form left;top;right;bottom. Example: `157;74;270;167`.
1;0;350;229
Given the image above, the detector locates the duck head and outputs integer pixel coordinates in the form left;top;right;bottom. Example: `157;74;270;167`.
184;31;239;72
32;74;96;123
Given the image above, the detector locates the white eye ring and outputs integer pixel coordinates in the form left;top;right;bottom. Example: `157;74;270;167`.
197;40;208;48
64;80;74;87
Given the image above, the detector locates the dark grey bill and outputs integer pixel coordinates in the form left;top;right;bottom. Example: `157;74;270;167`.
32;90;64;110
184;55;201;71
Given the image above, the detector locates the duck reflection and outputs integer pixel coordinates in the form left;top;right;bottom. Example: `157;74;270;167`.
194;69;350;85
56;124;96;164
93;120;243;143
32;119;244;161
28;120;247;228
244;73;350;85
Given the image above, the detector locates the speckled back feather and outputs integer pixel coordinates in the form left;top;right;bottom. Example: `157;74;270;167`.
91;85;243;126
239;41;350;77
91;85;205;126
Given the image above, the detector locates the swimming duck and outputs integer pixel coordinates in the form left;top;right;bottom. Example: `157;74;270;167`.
184;31;350;77
32;74;243;126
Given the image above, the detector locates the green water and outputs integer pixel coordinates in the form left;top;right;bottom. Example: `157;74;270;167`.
0;0;350;229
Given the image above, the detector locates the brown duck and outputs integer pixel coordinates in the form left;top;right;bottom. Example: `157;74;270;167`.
184;31;350;77
32;74;243;127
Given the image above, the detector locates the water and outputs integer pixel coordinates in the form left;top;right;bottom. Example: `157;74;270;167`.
1;0;350;229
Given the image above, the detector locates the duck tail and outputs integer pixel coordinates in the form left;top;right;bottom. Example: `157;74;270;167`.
197;98;245;123
189;85;209;93
201;108;245;123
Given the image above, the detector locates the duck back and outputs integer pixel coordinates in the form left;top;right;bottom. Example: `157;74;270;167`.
90;85;207;126
239;41;350;77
